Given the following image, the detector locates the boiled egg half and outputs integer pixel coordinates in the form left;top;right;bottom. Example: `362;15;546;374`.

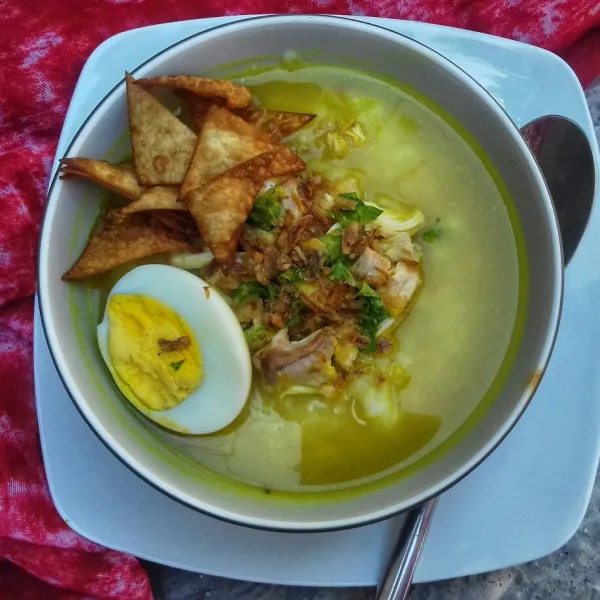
97;264;251;434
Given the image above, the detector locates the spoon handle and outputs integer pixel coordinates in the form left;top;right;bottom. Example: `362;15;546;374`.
374;499;437;600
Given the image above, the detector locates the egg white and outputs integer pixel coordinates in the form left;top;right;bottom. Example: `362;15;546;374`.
97;264;252;435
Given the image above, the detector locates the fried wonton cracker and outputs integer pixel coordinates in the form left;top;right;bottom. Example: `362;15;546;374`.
59;159;145;201
177;93;315;142
126;73;197;186
122;186;185;214
138;75;251;110
62;208;192;281
184;149;306;264
236;107;316;142
180;105;274;199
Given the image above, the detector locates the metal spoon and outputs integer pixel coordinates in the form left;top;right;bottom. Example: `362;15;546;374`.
521;115;595;265
375;499;437;599
374;115;596;600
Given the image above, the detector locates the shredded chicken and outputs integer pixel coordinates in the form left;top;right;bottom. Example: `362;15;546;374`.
351;247;391;287
373;231;420;264
253;327;337;386
380;262;421;317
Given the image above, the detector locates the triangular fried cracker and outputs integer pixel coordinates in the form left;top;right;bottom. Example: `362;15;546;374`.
138;75;251;109
259;146;307;178
126;73;197;186
180;106;273;199
121;186;185;214
59;159;145;201
184;149;306;264
62;209;192;281
236;107;316;142
178;94;315;142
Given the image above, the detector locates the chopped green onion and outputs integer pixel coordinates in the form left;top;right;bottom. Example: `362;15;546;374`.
357;284;390;352
248;186;284;230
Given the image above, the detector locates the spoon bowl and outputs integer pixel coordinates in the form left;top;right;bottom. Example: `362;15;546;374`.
521;115;595;266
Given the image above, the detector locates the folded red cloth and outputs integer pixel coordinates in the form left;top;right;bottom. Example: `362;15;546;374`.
1;1;598;598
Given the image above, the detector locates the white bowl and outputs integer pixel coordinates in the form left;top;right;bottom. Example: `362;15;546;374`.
38;15;562;531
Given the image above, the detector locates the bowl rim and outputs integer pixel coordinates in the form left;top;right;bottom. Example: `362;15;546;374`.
37;13;564;532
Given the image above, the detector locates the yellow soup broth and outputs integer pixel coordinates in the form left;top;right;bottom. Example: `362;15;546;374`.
90;64;525;493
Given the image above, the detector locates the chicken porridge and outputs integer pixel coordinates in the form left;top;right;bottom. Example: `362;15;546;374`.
61;63;525;493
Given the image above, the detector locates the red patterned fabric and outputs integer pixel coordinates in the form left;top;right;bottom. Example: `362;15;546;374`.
1;1;599;598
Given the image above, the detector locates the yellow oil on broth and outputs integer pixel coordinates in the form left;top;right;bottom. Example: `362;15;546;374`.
154;65;524;492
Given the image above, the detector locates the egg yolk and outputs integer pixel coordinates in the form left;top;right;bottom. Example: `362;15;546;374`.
107;294;202;411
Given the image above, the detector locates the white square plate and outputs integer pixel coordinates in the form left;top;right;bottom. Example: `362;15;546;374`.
35;16;600;586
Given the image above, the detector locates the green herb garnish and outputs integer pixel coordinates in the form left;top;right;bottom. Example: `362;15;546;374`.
358;282;380;298
279;267;305;284
319;232;343;263
286;314;302;327
421;228;440;243
357;283;390;352
232;281;277;305
170;359;186;372
248;186;284;230
333;193;383;227
330;261;356;285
